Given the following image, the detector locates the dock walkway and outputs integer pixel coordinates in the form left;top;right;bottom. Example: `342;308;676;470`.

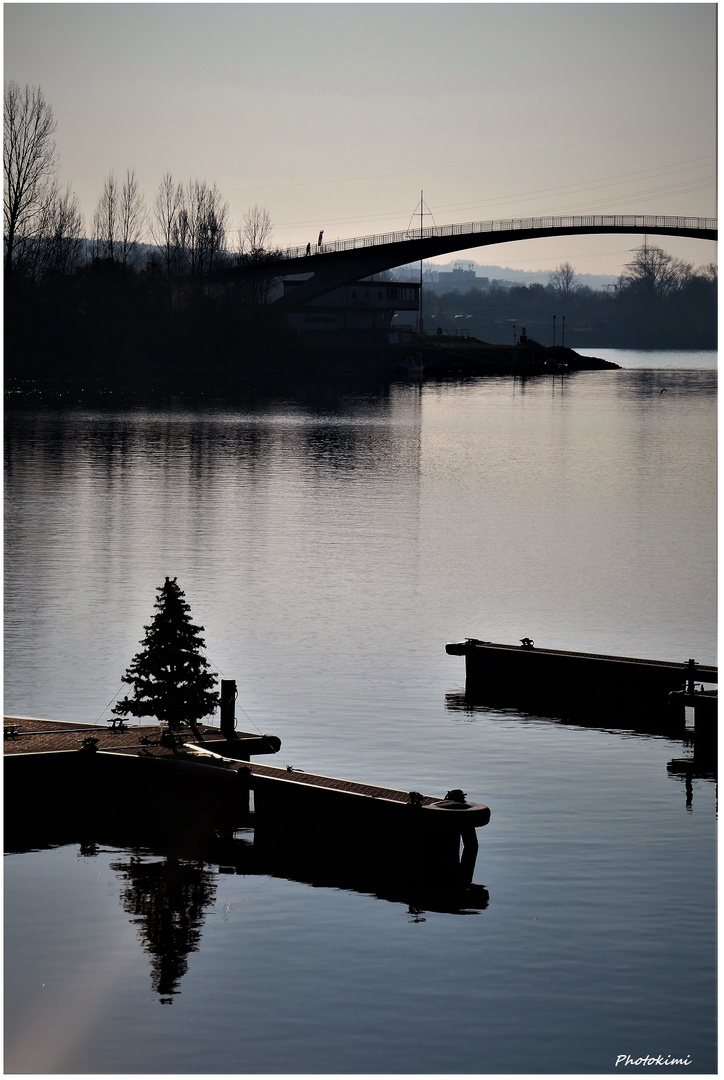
4;715;489;824
2;716;277;758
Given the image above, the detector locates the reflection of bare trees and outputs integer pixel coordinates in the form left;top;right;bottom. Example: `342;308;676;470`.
111;855;217;1003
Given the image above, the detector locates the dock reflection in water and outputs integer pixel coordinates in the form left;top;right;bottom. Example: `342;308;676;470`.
7;816;489;1004
445;689;717;811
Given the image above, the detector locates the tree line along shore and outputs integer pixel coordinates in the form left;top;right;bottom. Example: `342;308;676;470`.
5;81;716;393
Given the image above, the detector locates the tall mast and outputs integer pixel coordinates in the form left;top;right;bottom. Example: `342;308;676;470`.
419;189;424;334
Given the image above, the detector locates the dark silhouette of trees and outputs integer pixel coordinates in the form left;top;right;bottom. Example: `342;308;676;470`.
36;182;84;278
151;171;184;299
424;242;716;351
112;577;219;739
549;261;576;298
611;241;715;347
233;204;282;310
240;204;273;259
119;167;147;267
92;171;119;261
175;178;229;278
619;240;692;301
4;81;716;384
4;81;58;279
92;169;146;267
13;180;84;284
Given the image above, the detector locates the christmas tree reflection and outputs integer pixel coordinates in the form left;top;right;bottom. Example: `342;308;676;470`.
111;854;217;1003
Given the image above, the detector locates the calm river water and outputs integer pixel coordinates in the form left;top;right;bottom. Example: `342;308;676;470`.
4;350;717;1074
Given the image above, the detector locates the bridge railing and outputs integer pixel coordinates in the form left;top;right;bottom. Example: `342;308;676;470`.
277;215;717;261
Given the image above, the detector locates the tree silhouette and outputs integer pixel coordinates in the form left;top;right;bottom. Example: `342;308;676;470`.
4;82;58;279
549;261;576;298
112;577;219;739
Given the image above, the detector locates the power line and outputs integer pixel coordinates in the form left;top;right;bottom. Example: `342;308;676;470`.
227;114;715;194
272;157;715;233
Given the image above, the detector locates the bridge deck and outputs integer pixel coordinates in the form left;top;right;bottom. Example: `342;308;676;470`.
227;213;716;310
273;214;717;263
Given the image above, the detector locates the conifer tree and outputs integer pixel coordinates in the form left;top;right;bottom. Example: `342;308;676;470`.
112;578;219;739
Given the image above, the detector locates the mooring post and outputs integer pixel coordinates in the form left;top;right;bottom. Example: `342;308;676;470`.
220;679;237;740
686;659;697;696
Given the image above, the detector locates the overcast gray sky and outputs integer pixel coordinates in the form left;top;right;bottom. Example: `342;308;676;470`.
4;3;717;274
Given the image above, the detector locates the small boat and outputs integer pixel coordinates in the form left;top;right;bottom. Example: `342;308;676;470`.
400;353;424;374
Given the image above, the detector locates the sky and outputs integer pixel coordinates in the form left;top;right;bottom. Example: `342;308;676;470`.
4;2;717;276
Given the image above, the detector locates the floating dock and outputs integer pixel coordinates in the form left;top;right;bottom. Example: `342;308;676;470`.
4;714;490;888
446;638;717;733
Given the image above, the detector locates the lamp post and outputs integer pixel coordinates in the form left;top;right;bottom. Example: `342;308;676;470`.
561;314;565;348
552;314;556;346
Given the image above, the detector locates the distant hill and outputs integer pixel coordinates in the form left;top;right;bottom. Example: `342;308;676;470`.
457;263;618;289
391;260;618;290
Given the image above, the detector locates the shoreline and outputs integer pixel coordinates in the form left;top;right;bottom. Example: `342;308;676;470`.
4;336;621;407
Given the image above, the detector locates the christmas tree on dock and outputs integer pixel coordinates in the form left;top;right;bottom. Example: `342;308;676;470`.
112;578;219;740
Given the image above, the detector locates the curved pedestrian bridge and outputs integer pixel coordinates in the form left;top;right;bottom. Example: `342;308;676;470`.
240;213;716;310
279;213;716;262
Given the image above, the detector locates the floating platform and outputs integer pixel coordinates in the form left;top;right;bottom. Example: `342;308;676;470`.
188;745;488;886
4;715;490;888
446;638;718;731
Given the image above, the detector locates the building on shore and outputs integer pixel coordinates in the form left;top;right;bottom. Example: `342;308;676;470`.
282;277;420;344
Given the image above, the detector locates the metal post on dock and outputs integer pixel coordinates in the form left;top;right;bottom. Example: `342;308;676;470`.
686;659;697;696
220;679;236;739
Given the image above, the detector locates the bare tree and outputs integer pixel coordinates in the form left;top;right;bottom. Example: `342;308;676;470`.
200;182;228;273
620;241;692;300
29;181;84;281
92;171;119;261
235;204;279;309
184;179;207;276
4;82;58;278
240;204;273;260
176;179;229;277
119;168;146;267
549;261;576;297
152;171;183;286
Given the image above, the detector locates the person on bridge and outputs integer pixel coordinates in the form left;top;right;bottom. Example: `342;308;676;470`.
306;242;311;256
317;230;324;248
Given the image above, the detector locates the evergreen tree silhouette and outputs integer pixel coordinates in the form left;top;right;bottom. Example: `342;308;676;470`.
112;577;219;739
